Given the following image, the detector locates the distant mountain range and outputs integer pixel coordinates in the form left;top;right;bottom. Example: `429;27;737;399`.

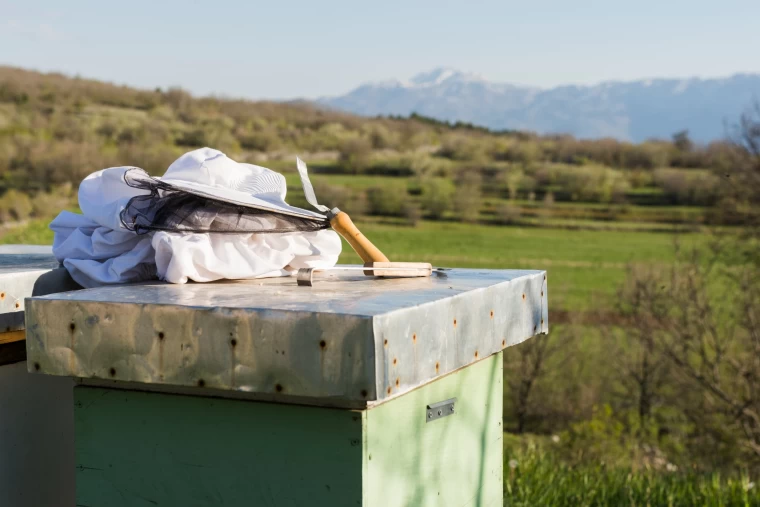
319;68;760;142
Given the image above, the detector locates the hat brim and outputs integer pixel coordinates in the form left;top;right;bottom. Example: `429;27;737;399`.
156;178;327;221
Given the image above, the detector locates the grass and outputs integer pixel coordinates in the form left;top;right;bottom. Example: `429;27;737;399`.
284;170;710;309
512;216;700;232
503;435;758;506
0;218;56;245
0;215;699;311
336;219;699;311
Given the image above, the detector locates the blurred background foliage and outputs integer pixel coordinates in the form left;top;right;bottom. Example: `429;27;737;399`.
2;66;760;504
0;66;739;228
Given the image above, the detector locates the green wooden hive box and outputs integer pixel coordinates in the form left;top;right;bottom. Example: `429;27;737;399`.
26;267;548;506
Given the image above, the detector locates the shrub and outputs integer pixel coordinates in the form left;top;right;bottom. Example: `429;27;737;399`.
31;183;74;218
314;182;367;217
652;168;720;206
631;141;671;168
237;128;281;152
437;134;488;162
543;191;555;208
162;87;193;111
176;127;207;147
203;127;240;155
0;189;33;222
420;178;454;219
503;168;522;200
338;137;373;174
453;170;482;222
502;140;540;165
495;202;522;225
362;123;398;150
117;143;181;175
366;185;407;216
407;154;455;179
21;140;107;190
403;202;421;227
553;165;630;203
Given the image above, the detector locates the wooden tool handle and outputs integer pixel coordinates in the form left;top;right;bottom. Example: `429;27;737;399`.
330;211;390;263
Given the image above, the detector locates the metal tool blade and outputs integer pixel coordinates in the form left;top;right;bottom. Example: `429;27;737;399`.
296;266;444;286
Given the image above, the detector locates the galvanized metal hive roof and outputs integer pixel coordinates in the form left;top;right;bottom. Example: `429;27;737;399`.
26;267;548;408
0;245;59;333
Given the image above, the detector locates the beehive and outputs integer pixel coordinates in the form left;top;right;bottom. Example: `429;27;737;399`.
27;267;548;506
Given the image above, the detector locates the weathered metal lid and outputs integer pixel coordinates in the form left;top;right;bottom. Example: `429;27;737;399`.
26;267;548;407
0;245;60;333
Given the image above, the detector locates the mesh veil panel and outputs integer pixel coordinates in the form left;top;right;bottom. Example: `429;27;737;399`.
119;168;330;235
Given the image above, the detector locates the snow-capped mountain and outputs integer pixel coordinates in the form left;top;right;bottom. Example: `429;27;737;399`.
319;68;760;142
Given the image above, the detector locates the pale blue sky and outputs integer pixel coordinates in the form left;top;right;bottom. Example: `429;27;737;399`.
2;0;759;99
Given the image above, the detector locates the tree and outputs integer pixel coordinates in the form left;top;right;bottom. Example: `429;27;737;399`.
507;334;558;433
366;185;406;216
672;130;693;152
619;245;760;466
338;137;373;174
494;202;522;225
420;178;454;219
453;170;482;223
716;103;760;232
503;168;524;200
616;106;760;466
612;267;673;424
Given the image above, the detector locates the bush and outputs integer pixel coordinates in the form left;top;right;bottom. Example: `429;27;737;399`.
0;189;33;222
338;137;373;174
502;140;540;165
31;183;75;218
362;123;398;150
553;165;630;203
420;178;454;219
118;144;181;175
437;134;488;162
653;168;720;206
237;128;281;152
203;128;240;155
314;182;367;217
407;154;454;179
495;202;522;225
366;185;407;216
503;168;522;200
543;191;555;208
403;202;421;226
630;141;671;168
453;170;482;222
176;127;207;147
0;65;733;209
20;140;108;191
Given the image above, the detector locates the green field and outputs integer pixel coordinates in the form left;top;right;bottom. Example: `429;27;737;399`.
338;219;696;311
1;216;696;312
503;435;759;506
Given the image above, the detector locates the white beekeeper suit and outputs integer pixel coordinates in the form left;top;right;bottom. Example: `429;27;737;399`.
50;148;341;288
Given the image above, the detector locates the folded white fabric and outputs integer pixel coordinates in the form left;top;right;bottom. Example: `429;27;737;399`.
152;230;340;284
50;149;341;288
51;211;157;287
